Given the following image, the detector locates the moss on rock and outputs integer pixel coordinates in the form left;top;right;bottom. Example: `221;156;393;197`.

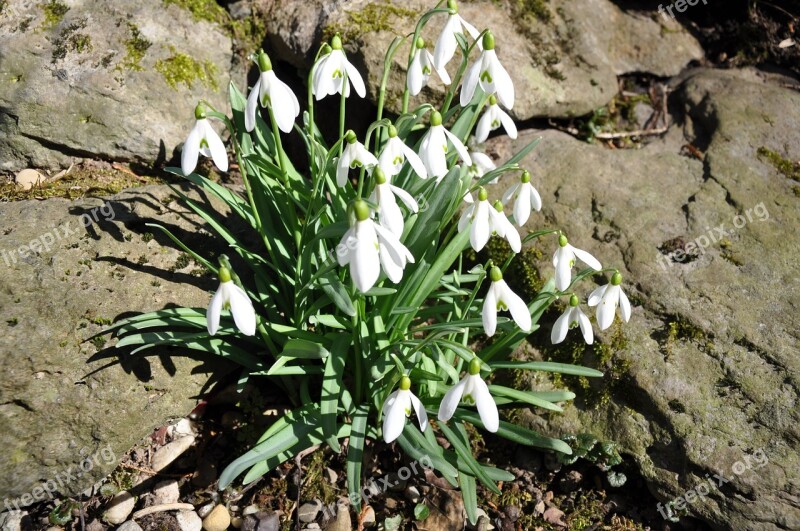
121;22;152;71
155;47;219;90
41;0;69;28
757;146;800;180
323;1;419;43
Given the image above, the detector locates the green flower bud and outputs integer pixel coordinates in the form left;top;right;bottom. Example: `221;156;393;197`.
482;31;495;51
388;124;398;138
569;293;579;307
468;357;482;375
218;266;231;283
493;200;503;212
374;167;387;185
489;266;503;282
611;271;622;286
488;94;497;106
353;199;370;221
447;0;458;13
345;130;357;144
521;170;531;183
256;50;272;72
320;43;332;55
331;34;343;50
559;233;568;247
193;103;206;120
415;37;425;50
478;187;488;201
431;111;443;127
399;374;411;390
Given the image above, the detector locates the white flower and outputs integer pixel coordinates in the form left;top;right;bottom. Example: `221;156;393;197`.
482;266;531;337
551;294;593;345
181;108;228;176
370;168;419;238
501;170;542;226
552;234;602;292
245;51;300;134
312;35;366;100
588;272;631;331
207;267;256;336
433;2;480;71
336;200;415;292
460;31;514;109
383;375;428;443
438;358;498;432
475;95;517;143
458;189;521;253
468;150;496;183
337;131;378;187
408;37;451;96
418;111;472;182
378;125;427;179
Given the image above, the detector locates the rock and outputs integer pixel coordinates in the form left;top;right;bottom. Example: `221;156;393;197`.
244;511;280;531
0;184;237;502
497;68;800;530
231;516;243;528
203;505;231;531
153;479;181;505
361;505;375;527
324;504;351;531
264;0;702;120
197;502;216;519
542;507;566;527
15;169;45;190
0;0;235;172
177;510;203;531
151;435;196;472
324;467;338;485
416;489;464;531
298;500;322;523
557;470;582;493
103;491;136;525
404;485;421;503
116;522;143;531
242;505;260;516
0;511;26;531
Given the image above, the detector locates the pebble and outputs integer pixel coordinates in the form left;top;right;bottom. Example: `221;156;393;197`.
151;435;196;472
361;506;375;527
298;500;322;523
176;510;203;531
15;169;44;190
404;485;421;503
242;505;260;516
202;505;231;531
116;522;143;531
103;491;136;525
153;479;181;505
324;505;351;531
324;467;338;485
197;503;215;518
0;512;25;531
305;524;321;531
230;516;243;528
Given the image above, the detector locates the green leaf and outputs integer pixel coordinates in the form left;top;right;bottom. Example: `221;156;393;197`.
458;473;478;525
453;410;573;455
321;335;348;452
318;270;356;317
413;504;430;521
346;404;369;511
488;385;564;412
438;422;500;494
282;338;330;359
489;362;603;378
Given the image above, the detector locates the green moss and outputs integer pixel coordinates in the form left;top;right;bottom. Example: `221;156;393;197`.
6;318;18;327
302;450;338;506
657;316;713;359
172;252;192;271
51;19;92;63
323;1;419;43
792;185;800;198
91;336;107;350
156;47;219;90
757;146;800;180
719;238;743;266
0;1;7;15
163;0;227;24
121;23;152;71
42;0;69;28
515;0;552;24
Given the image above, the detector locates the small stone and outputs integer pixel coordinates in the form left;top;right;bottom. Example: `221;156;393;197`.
172;418;196;438
534;500;545;515
15;169;44;190
298;500;322;523
153;479;181;504
324;467;338;485
242;505;260;516
152;435;195;472
249;512;280;531
0;512;25;531
197;503;215;518
103;491;136;525
476;515;491;531
176;510;203;531
117;522;143;531
230;516;243;528
557;470;583;493
542;507;566;527
404;486;421;503
203;505;231;531
305;524;321;530
325;505;351;531
361;506;375;527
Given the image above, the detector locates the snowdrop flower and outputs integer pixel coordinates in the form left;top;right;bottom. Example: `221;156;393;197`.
460;31;514;109
501;170;542;226
467;150;496;182
551;294;593;345
475;95;517;143
408;37;451;96
336;200;415;292
370;168;419;238
552;234;602;292
181;104;228;176
312;34;366;100
588;271;631;331
337;130;378;187
207;266;256;336
458;188;521;253
378;125;427;179
245;50;300;134
418;111;472;182
433;0;480;71
482;266;531;337
383;375;428;443
438;358;499;432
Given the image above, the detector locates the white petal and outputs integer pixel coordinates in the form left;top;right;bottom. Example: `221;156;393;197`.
375;223;413;264
336;228;356;266
390;184;419;213
410;393;429;432
618;287;631;323
550;308;571;344
460;59;482;107
513;185;531;226
444;128;471;166
344;59;366;98
314;53;338;100
382;390;399;415
228;283;256;336
482;284;498;337
203;121;228;172
501;281;531;331
491;56;515;109
383;390;410;443
469;375;499;433
400;142;428;179
487;206;507;238
458;15;481;41
429;49;451;85
577;308;594;344
245;77;262;132
336;156;350;187
433;15;461;70
206;285;225;335
408;51;424;96
475;109;493;143
587;284;607;307
268;75;299;133
529;184;542;212
458;203;474;233
596;285;619;331
437;376;468;422
499;109;518;139
501;183;518;205
504;220;521;252
181;122;202;176
572;246;602;271
470;201;490;251
554;247;573;291
351;222;380;292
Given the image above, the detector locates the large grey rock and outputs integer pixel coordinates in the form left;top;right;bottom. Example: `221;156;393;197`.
495;69;799;530
264;0;703;120
0;0;235;172
0;184;236;503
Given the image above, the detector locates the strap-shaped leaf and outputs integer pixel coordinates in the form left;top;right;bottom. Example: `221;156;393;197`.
453;410;573;455
346;404;370;511
488;385;564;412
321;335;349;452
488;362;603;378
438;422;500;494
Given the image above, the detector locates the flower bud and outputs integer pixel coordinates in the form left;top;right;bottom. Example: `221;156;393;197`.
353;199;370;221
399;375;411;390
430;111;443;127
468;357;482;375
256;50;272;72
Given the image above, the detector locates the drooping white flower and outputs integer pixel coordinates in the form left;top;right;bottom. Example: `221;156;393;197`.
418;111;472;182
551;294;593;345
501;170;542;226
181;105;228;176
552;234;602;292
408;37;451;96
312;35;366;100
245;51;300;134
482;266;531;337
433;0;480;71
588;271;631;331
438;358;499;432
467;150;496;182
207;266;256;336
475;95;517;143
460;31;514;109
370;168;419;238
383;375;428;443
336;200;415;292
378;125;427;179
458;189;521;253
337;131;378;187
